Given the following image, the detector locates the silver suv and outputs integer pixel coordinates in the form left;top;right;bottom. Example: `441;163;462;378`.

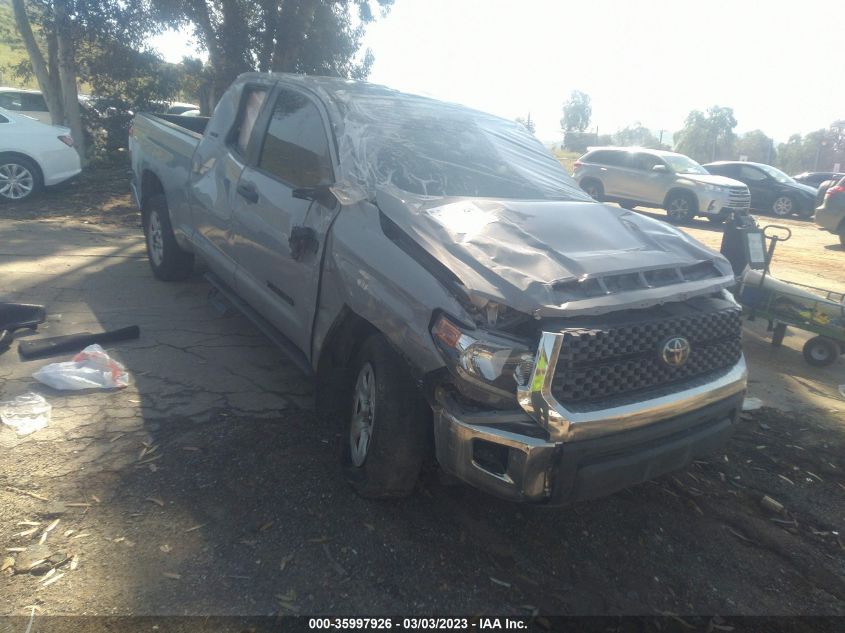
573;147;751;223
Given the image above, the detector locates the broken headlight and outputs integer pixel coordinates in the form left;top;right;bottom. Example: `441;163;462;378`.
431;314;535;408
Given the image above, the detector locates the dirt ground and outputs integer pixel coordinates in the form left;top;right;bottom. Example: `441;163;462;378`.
1;168;844;626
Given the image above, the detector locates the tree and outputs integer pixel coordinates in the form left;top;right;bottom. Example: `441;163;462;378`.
153;0;394;112
674;106;737;163
736;130;775;164
515;113;535;134
612;123;664;149
11;0;160;164
560;90;591;133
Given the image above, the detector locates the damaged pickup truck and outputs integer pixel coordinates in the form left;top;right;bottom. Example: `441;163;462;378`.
129;73;747;504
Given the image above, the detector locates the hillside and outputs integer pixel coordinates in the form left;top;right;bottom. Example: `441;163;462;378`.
0;0;38;88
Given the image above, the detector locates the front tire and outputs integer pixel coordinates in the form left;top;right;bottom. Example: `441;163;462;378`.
343;334;428;499
772;195;795;217
665;191;696;224
143;194;194;281
0;155;42;203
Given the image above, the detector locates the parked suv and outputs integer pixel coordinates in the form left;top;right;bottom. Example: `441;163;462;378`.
815;175;845;246
704;161;817;218
573;147;751;223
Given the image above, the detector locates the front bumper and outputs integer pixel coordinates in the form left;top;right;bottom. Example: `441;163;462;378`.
433;370;745;504
701;190;749;217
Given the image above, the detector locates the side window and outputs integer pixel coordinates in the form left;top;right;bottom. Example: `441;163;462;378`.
257;88;332;188
632;153;663;171
739;166;767;181
230;87;268;156
21;93;48;111
587;150;628;167
0;92;23;111
0;114;8;123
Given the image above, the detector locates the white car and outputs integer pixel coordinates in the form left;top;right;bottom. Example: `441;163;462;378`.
0;107;82;202
0;87;51;124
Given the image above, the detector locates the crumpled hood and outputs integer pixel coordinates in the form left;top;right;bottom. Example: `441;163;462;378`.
683;173;745;188
377;190;735;316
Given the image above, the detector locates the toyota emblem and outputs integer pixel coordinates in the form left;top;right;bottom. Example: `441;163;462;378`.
660;336;691;368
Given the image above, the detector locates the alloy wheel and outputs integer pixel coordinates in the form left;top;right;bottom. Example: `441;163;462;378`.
0;163;35;200
147;210;165;266
350;362;376;467
772;196;793;217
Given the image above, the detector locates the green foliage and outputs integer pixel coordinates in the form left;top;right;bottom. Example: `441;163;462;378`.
0;1;36;87
612;123;667;149
736;130;775;164
775;127;845;175
674;106;737;163
561;90;591;133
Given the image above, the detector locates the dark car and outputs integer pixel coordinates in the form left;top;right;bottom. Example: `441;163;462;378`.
793;171;845;188
704;161;817;218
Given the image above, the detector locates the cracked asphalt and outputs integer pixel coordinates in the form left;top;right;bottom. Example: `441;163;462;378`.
1;200;845;623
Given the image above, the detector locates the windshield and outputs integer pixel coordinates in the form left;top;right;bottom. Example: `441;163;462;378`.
336;91;591;201
756;163;796;184
663;154;709;175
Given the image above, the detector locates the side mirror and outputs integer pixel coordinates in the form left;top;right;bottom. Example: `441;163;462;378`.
652;164;668;173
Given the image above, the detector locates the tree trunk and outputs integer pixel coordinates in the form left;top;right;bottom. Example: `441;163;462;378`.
53;0;86;165
188;0;224;108
11;0;64;125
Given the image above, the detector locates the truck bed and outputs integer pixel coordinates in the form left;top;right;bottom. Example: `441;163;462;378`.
143;112;210;137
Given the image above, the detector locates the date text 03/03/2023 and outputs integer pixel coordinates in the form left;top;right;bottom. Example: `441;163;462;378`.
307;618;528;630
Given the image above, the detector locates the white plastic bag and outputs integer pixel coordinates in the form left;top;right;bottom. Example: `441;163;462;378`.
32;344;130;390
0;392;51;436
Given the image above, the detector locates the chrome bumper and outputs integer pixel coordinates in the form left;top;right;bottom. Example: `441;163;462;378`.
433;385;744;504
517;332;747;442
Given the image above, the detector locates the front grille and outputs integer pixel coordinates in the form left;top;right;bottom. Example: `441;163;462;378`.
550;308;742;405
727;186;751;209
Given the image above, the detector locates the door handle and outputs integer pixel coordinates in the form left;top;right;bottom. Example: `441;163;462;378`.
237;182;259;203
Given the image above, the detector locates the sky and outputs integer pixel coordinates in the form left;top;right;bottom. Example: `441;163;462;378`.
150;0;843;145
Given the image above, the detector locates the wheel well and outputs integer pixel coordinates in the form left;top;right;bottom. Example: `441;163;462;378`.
140;170;164;213
0;151;44;184
663;187;698;212
580;176;602;189
314;308;380;417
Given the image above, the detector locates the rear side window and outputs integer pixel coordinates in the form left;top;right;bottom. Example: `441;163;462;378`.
0;92;23;111
21;93;48;111
586;150;629;167
257;88;332;188
229;87;268;156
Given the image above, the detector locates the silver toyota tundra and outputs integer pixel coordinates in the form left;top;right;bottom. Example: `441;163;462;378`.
129;73;747;505
573;147;751;223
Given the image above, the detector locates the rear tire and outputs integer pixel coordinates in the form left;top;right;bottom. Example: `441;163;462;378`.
143;194;194;281
343;334;428;499
0;155;42;203
665;191;696;224
580;179;604;202
802;336;839;367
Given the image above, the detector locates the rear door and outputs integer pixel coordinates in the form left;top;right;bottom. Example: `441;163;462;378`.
189;83;272;282
592;150;634;198
229;85;339;353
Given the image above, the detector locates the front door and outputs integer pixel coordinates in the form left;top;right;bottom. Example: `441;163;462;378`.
629;152;672;204
230;86;339;356
735;164;772;211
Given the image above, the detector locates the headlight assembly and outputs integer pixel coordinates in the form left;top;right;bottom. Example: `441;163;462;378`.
431;314;535;407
